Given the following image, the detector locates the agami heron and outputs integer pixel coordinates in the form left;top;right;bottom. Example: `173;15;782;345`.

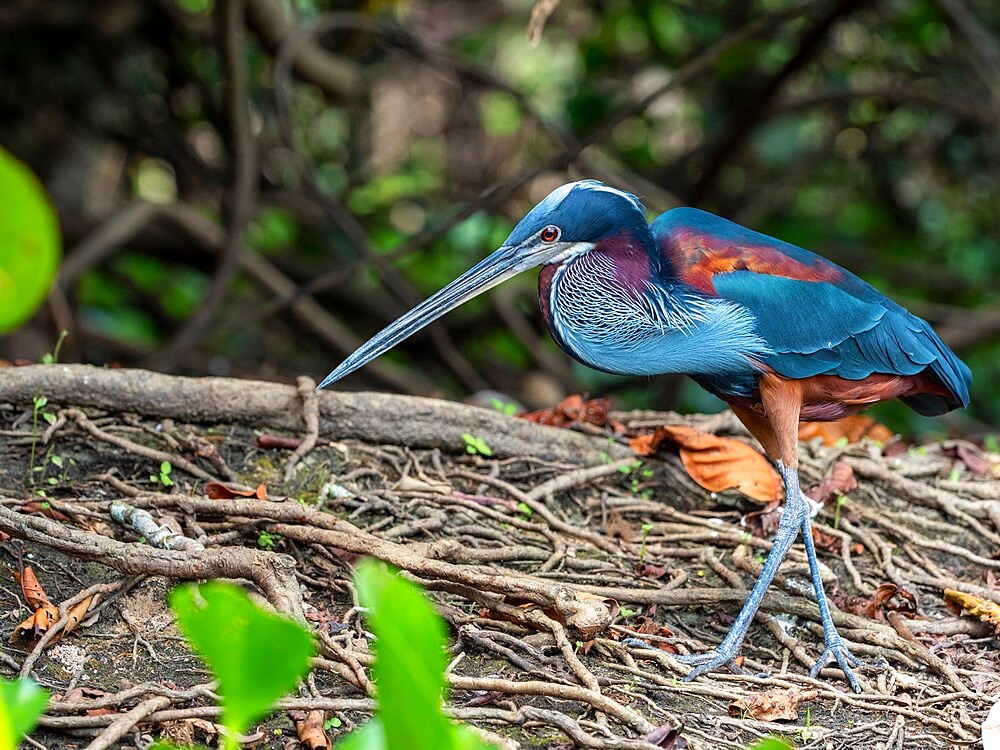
318;180;971;691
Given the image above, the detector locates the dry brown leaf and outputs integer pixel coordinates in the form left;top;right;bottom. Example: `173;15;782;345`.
604;511;635;543
728;687;818;721
835;582;916;620
634;562;668;579
295;710;332;750
806;461;857;505
944;589;1000;635
205;481;267;500
13;566;55;610
632;425;782;503
20;501;69;521
954;442;991;476
519;394;614;429
62;594;96;636
644;724;688;749
798;415;894;446
255;434;302;450
59;686;109;703
9;606;58;644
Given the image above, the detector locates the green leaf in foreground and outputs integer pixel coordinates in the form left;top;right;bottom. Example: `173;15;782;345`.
345;561;496;750
748;739;793;750
0;147;61;334
0;677;49;750
169;582;315;744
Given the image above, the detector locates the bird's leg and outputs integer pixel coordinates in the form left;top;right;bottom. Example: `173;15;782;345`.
677;461;809;679
791;474;864;692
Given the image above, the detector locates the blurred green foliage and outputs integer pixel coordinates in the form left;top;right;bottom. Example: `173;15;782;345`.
0;148;61;334
169;581;315;750
0;0;996;434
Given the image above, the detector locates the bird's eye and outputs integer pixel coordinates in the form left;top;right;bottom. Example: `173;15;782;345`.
540;225;561;242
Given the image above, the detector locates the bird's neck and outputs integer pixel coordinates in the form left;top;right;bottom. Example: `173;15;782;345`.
538;234;766;380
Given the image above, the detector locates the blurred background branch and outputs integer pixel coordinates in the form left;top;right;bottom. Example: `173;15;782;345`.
0;0;996;436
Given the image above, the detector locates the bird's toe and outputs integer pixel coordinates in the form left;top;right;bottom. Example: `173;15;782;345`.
675;649;747;681
809;639;866;693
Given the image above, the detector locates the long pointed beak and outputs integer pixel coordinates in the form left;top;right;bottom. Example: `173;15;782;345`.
317;242;533;389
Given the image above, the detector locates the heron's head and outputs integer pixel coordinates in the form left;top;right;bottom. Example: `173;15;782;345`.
317;180;649;388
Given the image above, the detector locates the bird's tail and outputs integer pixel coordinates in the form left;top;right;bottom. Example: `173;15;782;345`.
901;322;971;416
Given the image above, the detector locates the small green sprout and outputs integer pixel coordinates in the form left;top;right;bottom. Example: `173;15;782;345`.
489;398;518;417
833;494;847;530
257;531;280;551
40;330;68;365
461;434;493;457
29;394;55;481
516;501;533;519
639;522;654;563
150;460;174;487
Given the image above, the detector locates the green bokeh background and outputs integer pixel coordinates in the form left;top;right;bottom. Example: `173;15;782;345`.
0;0;996;437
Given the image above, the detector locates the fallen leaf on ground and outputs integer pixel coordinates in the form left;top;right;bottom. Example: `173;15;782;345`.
742;502;783;538
13;566;55;610
798;415;893;446
944;589;1000;635
9;566;59;643
255;434;303;450
20;500;69;521
629;615;678;653
464;690;504;707
644;723;688;749
942;440;992;476
59;686;109;702
520;394;621;430
810;525;863;556
605;511;635;543
729;687;818;721
10;606;57;644
294;709;332;750
631;425;781;503
634;562;668;579
204;481;267;500
806;461;857;505
834;583;916;620
62;594;96;636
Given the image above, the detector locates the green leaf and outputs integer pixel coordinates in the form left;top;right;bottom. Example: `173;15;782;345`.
169;582;315;738
748;740;793;750
337;720;385;750
352;561;454;750
0;677;49;750
0;148;61;334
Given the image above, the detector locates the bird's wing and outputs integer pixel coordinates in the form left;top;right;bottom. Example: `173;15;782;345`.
652;208;971;412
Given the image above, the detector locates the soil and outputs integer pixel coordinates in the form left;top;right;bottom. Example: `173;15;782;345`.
1;364;997;750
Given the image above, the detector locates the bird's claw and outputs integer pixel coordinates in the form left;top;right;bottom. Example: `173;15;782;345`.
675;649;749;681
809;636;865;693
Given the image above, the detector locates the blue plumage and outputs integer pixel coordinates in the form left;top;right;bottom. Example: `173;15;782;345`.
318;179;974;692
650;208;972;413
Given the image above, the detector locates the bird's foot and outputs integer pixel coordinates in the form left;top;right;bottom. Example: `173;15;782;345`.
809;635;865;693
676;648;749;681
